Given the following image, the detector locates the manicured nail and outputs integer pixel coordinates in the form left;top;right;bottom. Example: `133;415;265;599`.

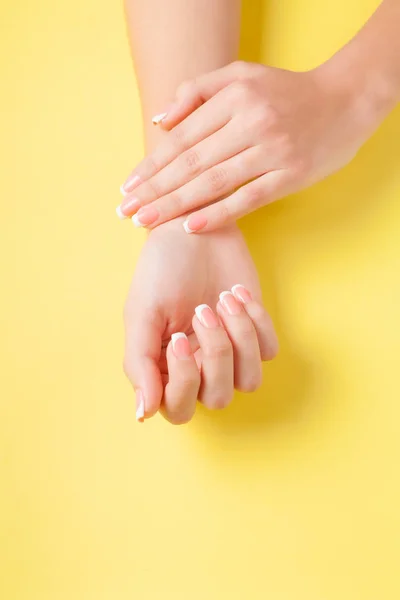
152;112;168;125
183;214;208;234
171;332;192;359
116;205;126;220
116;197;140;219
231;284;253;304
132;206;159;227
219;291;242;316
136;389;145;422
195;304;219;329
121;174;141;195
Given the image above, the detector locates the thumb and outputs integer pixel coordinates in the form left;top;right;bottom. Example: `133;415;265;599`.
123;304;164;422
160;60;246;130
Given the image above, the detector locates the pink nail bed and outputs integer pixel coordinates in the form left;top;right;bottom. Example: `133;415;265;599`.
132;206;159;227
231;284;253;304
120;196;141;215
219;291;242;316
195;304;219;329
183;214;207;233
121;174;141;195
171;332;192;359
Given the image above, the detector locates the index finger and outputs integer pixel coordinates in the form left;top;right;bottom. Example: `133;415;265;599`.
123;304;164;421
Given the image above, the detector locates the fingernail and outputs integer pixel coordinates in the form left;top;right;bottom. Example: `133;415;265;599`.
132;206;159;227
136;389;145;422
116;205;127;220
121;174;141;195
152;112;168;125
195;304;219;329
183;214;207;234
231;284;253;304
116;197;140;219
171;332;192;359
219;291;242;316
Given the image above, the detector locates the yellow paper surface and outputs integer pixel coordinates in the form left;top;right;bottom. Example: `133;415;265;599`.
1;1;399;598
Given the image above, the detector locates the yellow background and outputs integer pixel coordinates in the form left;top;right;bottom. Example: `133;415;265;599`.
1;1;399;598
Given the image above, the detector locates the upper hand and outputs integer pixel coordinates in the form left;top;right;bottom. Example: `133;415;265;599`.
117;59;371;232
122;219;278;424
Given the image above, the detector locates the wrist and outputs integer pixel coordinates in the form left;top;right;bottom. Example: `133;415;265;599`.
315;40;399;139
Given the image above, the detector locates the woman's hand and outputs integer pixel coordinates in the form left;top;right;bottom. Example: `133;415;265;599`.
117;59;381;232
123;219;278;425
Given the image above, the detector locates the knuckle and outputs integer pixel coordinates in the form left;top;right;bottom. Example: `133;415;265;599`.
177;78;196;98
207;166;228;193
229;80;250;104
259;106;280;130
254;106;273;133
238;324;256;343
203;342;232;360
216;202;231;223
166;191;184;215
291;156;312;180
242;183;264;208
171;126;188;152
146;155;160;176
144;177;162;199
232;60;247;76
182;148;202;175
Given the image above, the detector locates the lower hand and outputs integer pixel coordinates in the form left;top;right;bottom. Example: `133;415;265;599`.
118;58;380;232
123;219;278;424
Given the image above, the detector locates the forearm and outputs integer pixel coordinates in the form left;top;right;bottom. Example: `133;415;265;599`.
124;0;241;151
324;0;400;127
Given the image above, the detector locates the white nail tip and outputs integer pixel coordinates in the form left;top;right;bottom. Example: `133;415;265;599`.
152;112;168;125
219;291;233;304
132;214;143;227
183;218;195;234
195;304;209;324
136;397;145;421
231;284;244;297
120;184;129;197
171;332;187;350
116;205;126;220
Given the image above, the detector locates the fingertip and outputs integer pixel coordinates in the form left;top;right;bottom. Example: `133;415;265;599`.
182;213;208;234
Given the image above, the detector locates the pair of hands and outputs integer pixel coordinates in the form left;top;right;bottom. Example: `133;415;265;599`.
121;59;374;424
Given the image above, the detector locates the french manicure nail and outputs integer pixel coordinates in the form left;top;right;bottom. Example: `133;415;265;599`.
183;214;207;234
195;304;219;329
171;332;192;359
136;389;145;422
152;112;168;125
231;284;253;304
116;197;140;219
116;205;127;220
132;206;159;227
121;174;141;195
219;291;242;316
